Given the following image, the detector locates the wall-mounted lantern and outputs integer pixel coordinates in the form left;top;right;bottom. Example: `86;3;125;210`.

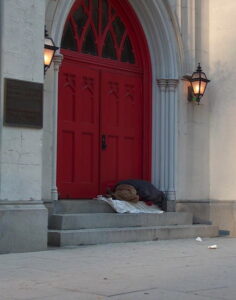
183;63;210;104
44;27;59;74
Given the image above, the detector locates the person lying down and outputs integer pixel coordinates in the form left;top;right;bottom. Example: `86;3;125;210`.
105;179;167;211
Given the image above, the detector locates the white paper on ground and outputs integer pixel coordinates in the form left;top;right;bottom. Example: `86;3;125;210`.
97;196;164;214
208;244;218;249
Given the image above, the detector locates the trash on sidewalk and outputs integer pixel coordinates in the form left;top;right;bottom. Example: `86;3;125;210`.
208;244;218;249
196;237;203;242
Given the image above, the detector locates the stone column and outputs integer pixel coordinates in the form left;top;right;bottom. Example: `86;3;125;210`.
51;53;63;201
156;79;167;192
157;78;179;211
167;79;179;201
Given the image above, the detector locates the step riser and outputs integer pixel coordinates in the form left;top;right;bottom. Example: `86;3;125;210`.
49;212;193;230
48;225;219;247
54;200;114;214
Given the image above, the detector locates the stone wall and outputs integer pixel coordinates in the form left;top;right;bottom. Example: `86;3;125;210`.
209;0;236;201
0;0;47;253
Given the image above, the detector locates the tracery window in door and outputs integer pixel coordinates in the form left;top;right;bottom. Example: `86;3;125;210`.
61;0;136;64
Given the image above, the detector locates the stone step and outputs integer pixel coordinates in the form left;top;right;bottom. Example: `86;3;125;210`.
48;224;219;247
49;212;193;230
54;200;115;214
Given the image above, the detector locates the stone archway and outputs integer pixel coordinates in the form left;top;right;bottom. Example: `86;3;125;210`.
57;0;152;198
43;0;182;204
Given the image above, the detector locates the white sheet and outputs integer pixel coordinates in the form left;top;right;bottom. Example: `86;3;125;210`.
97;196;164;214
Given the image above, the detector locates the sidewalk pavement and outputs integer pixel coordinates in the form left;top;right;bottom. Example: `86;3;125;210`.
0;237;236;300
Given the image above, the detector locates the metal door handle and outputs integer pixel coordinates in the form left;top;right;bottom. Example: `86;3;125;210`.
101;135;107;150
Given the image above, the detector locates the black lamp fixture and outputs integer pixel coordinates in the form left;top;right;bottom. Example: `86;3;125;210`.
183;63;210;104
44;27;59;74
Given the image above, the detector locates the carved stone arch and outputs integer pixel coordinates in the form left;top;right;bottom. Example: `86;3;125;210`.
44;0;183;203
128;0;182;202
46;0;75;47
46;0;182;77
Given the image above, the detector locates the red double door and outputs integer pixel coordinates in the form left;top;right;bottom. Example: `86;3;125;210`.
57;59;143;199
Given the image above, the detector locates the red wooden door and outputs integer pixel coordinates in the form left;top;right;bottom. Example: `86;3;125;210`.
57;61;100;198
57;0;151;199
100;70;142;192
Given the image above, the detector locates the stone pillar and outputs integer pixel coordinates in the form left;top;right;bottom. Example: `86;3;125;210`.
51;53;63;201
0;0;48;253
157;78;179;211
167;79;179;201
156;79;167;192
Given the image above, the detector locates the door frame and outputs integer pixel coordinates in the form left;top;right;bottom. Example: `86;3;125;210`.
44;0;181;201
57;48;150;197
57;0;152;199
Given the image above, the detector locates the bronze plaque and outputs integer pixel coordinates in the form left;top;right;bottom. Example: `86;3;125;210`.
4;78;43;128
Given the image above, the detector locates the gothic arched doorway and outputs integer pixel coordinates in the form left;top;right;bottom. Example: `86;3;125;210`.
57;0;152;198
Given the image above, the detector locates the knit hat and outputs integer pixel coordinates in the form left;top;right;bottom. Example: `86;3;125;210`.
112;184;139;203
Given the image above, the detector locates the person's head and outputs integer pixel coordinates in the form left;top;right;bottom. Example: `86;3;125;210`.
113;184;139;203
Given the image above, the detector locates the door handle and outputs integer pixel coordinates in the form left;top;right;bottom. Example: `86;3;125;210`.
101;135;107;150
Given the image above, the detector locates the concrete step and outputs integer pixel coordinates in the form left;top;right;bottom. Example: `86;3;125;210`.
49;212;193;230
48;224;219;247
54;200;115;214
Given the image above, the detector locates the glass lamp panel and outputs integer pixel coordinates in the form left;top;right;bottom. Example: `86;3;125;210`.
199;81;207;95
191;80;201;95
44;48;54;66
45;37;53;47
192;72;200;80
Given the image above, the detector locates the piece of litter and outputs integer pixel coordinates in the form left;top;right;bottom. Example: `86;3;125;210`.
196;237;202;242
208;244;218;249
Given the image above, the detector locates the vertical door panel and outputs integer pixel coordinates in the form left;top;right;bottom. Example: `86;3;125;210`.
60;131;75;183
100;70;143;193
102;135;119;182
57;62;99;198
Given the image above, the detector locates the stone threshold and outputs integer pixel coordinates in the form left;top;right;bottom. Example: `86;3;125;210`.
0;200;44;205
177;199;236;204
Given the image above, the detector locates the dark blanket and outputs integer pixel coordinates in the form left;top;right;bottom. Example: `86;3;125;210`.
116;179;167;211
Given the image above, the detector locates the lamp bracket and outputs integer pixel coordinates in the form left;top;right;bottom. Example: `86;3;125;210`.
182;74;192;81
187;86;201;104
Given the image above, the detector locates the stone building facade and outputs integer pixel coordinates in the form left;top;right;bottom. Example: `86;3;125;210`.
0;0;235;253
